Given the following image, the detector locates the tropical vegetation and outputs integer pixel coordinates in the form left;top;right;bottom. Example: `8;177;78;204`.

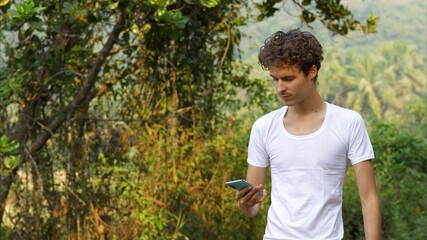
0;0;425;239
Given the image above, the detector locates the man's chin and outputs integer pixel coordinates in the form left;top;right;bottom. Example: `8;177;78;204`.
281;100;293;106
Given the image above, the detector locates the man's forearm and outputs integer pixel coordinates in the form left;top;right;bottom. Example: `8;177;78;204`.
238;202;260;218
362;195;382;240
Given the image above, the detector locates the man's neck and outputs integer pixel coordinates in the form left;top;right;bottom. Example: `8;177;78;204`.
287;92;325;117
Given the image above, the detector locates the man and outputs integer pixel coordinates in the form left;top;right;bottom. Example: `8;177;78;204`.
235;29;381;239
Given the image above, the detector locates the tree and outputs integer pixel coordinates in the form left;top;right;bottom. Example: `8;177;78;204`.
320;41;426;123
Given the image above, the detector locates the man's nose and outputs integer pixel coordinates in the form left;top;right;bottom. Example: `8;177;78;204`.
277;80;287;91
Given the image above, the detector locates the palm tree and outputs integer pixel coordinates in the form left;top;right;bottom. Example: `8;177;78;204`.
346;55;393;119
320;50;357;106
321;41;426;122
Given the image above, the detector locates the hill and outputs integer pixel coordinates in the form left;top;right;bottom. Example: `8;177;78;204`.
239;0;427;61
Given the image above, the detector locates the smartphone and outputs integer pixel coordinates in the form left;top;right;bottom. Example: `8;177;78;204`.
225;179;253;191
225;179;263;196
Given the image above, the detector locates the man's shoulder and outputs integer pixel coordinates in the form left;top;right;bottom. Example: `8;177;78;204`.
257;107;286;121
327;103;362;120
253;107;286;128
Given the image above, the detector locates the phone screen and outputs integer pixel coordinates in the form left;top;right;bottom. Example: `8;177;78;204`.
225;179;253;191
226;179;263;197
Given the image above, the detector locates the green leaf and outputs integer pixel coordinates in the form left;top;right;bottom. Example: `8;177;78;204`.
301;9;315;23
0;135;7;145
62;2;74;14
10;0;46;19
108;0;120;9
200;0;220;8
0;0;10;7
174;12;189;29
366;12;378;33
0;135;19;154
156;11;189;29
2;155;20;170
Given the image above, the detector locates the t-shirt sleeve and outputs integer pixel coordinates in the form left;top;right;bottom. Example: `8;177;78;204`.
247;120;270;167
348;114;375;165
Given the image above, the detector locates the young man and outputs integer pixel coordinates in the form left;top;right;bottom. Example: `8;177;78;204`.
235;29;381;239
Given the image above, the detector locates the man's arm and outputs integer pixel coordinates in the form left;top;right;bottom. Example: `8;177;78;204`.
353;160;381;240
236;164;268;218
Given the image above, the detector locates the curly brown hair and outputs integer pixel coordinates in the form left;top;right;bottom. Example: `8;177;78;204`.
258;29;324;82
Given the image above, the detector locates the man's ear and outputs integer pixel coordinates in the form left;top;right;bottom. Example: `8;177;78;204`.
309;65;317;81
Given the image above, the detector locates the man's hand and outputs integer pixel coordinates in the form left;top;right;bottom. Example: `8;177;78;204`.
236;183;267;218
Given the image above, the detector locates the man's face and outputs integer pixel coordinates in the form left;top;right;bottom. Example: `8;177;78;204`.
268;64;317;106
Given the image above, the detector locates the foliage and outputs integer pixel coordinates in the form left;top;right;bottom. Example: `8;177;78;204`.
0;0;425;239
255;0;377;35
133;117;259;239
320;41;426;124
370;120;427;173
0;0;258;237
0;135;20;175
343;120;427;239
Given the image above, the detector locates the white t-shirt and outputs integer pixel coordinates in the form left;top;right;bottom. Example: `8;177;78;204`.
247;103;374;240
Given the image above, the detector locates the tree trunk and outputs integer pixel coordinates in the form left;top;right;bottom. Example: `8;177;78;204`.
0;173;15;226
66;104;89;238
42;154;62;239
0;10;127;228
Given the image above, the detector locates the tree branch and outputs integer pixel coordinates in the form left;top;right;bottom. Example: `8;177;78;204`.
29;10;127;155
